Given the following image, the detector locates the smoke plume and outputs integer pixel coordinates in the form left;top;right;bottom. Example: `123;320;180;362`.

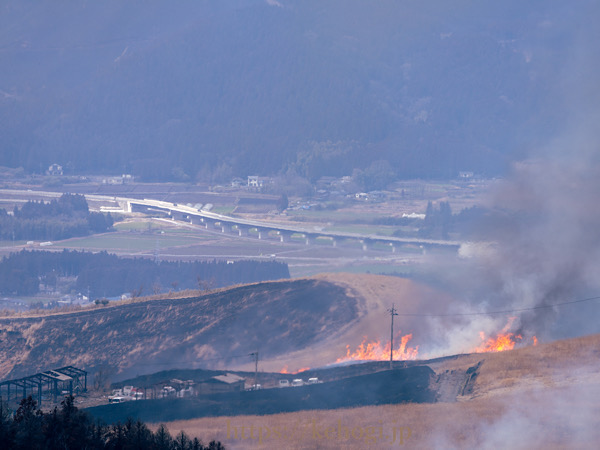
424;8;600;354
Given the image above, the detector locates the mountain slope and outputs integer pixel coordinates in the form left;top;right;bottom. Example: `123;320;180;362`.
2;0;596;179
0;278;354;379
0;273;445;380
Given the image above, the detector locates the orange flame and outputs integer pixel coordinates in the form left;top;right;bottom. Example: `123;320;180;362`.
473;332;522;352
532;336;538;346
336;334;419;363
280;365;311;374
472;317;526;353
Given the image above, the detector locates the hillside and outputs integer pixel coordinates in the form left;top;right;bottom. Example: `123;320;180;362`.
2;1;597;180
0;277;352;380
0;274;447;380
148;333;600;449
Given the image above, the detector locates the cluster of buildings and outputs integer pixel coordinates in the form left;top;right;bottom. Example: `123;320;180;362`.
108;373;247;403
107;374;323;404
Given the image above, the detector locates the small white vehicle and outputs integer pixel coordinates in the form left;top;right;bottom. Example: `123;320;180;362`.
122;386;134;396
307;377;321;384
291;379;304;387
279;379;290;388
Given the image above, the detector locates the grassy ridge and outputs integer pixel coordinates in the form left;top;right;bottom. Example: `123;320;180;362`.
0;278;358;380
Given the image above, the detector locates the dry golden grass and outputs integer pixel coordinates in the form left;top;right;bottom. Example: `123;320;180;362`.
155;333;600;449
1;275;368;379
254;272;455;373
470;334;600;398
0;273;358;321
155;387;600;449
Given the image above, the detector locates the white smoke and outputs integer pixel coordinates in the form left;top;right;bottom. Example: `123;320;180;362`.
431;381;600;449
420;6;600;353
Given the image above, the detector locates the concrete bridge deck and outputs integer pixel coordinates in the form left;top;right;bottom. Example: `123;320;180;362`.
0;189;461;251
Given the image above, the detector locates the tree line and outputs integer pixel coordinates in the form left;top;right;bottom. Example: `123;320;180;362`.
388;201;490;240
0;395;224;450
419;201;454;239
0;193;114;241
0;250;290;298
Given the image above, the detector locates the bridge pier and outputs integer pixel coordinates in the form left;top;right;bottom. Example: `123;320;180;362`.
118;199;459;253
278;231;292;243
119;200;132;213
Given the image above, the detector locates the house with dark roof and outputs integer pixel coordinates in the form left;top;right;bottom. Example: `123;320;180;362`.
196;373;246;395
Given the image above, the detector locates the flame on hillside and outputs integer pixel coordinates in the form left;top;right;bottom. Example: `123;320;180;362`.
472;317;538;353
336;334;419;363
473;330;523;353
280;365;311;374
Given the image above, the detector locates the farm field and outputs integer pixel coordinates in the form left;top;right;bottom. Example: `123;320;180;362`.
0;215;428;280
58;232;211;252
0;181;483;310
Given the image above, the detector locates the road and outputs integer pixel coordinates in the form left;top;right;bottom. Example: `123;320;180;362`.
0;188;461;254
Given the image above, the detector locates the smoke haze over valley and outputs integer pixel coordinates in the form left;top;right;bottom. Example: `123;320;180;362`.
1;0;597;181
1;1;600;448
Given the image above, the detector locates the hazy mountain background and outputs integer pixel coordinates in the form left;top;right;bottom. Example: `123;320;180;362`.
0;0;595;181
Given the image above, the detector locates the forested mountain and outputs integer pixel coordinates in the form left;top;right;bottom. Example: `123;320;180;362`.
0;0;596;180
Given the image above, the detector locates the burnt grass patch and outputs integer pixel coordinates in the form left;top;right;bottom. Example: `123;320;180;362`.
86;366;436;424
0;278;359;379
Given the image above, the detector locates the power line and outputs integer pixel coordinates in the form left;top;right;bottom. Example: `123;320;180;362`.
395;295;600;318
249;351;259;389
65;296;600;372
387;304;398;369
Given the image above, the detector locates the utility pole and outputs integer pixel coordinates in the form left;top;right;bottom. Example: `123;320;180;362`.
388;304;398;369
154;239;160;265
249;351;259;389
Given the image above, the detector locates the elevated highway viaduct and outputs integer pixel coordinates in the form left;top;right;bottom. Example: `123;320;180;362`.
126;198;460;252
0;189;460;253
